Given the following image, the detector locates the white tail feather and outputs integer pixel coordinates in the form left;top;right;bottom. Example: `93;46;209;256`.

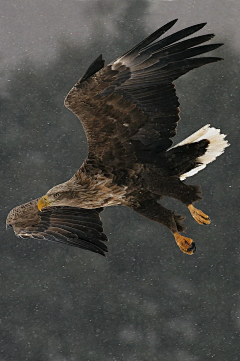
170;124;229;180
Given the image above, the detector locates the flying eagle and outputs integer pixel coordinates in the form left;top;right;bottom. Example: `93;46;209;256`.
6;20;229;256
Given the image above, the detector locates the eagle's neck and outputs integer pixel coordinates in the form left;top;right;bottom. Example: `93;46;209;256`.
69;165;127;208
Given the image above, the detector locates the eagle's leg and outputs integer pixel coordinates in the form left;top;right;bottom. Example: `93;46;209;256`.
129;198;195;255
163;181;211;225
145;174;210;225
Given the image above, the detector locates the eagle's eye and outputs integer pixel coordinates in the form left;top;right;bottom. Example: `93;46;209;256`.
54;193;60;198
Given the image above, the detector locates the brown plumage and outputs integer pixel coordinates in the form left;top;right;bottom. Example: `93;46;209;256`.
6;20;229;256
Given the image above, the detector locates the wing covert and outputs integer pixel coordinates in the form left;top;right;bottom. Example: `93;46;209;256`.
64;20;222;167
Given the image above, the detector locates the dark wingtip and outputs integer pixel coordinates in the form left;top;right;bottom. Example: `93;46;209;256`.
210;57;224;62
158;19;178;34
97;246;108;257
188;22;207;33
78;54;105;85
197;22;207;28
167;18;178;26
212;43;224;48
215;43;224;48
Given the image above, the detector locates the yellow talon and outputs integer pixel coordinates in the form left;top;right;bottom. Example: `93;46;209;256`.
188;204;210;225
174;232;196;255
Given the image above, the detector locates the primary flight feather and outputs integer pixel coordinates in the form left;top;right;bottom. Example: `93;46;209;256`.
6;20;229;256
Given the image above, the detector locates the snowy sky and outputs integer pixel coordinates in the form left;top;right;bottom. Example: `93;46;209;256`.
1;0;240;72
1;2;239;359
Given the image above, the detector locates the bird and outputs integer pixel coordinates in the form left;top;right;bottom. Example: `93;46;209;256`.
6;19;229;256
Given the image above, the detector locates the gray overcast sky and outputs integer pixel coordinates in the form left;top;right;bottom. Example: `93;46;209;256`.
1;2;240;360
1;0;240;73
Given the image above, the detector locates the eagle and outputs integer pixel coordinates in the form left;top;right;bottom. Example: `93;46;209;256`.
6;19;229;256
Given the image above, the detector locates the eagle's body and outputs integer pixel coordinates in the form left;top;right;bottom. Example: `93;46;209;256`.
7;20;229;256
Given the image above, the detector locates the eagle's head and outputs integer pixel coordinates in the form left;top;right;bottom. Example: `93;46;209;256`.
37;172;125;210
37;181;81;210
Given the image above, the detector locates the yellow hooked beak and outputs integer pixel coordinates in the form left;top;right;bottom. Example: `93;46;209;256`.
38;195;52;211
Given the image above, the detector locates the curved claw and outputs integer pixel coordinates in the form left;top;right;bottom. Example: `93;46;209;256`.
174;232;196;255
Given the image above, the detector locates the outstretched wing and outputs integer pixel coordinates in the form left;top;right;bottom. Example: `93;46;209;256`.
6;199;108;256
65;19;222;168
